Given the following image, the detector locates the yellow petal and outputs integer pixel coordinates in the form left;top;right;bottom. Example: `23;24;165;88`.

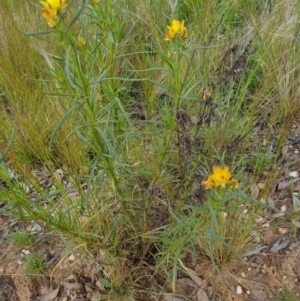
40;1;50;8
40;0;67;10
202;179;213;189
230;179;239;188
78;36;86;46
47;19;57;27
42;8;57;20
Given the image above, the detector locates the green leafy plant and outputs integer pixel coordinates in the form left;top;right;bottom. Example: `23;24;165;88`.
8;230;34;247
23;252;48;277
276;287;296;301
1;0;300;299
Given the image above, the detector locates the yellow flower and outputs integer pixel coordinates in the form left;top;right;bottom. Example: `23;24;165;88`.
202;166;238;189
40;0;67;10
167;50;173;57
165;19;188;41
210;166;232;188
230;179;239;189
78;36;86;47
40;0;67;28
92;0;99;3
202;178;213;189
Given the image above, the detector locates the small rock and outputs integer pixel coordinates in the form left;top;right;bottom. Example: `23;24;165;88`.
246;290;250;295
68;254;75;262
294;150;299;154
0;267;4;273
262;223;270;228
241;272;246;278
272;212;285;218
24;250;31;255
289;171;299;178
30;223;42;233
257;182;266;189
262;138;268;146
280;205;287;212
236;286;243;294
278;228;288;234
256;217;265;224
196;288;209;301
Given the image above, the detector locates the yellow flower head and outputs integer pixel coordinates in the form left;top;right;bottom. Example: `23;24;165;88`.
40;0;67;28
92;0;99;3
40;0;67;10
42;8;57;20
165;19;188;41
77;36;86;47
202;166;238;189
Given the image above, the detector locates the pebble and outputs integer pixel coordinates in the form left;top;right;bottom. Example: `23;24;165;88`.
255;217;265;224
262;138;268;146
0;267;3;273
272;212;285;218
278;227;288;234
68;254;75;262
246;291;250;295
289;171;299;178
280;205;287;212
30;223;42;233
236;286;243;294
24;250;31;255
241;272;246;278
294;150;299;154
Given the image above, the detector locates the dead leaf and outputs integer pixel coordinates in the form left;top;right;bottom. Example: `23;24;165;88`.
257;182;266;190
35;288;59;301
90;291;102;301
250;183;259;199
269;238;290;253
176;278;198;288
196;288;209;301
243;245;268;257
278;145;290;165
277;178;300;190
291;193;300;228
164;296;185;301
178;259;206;287
62;282;83;290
